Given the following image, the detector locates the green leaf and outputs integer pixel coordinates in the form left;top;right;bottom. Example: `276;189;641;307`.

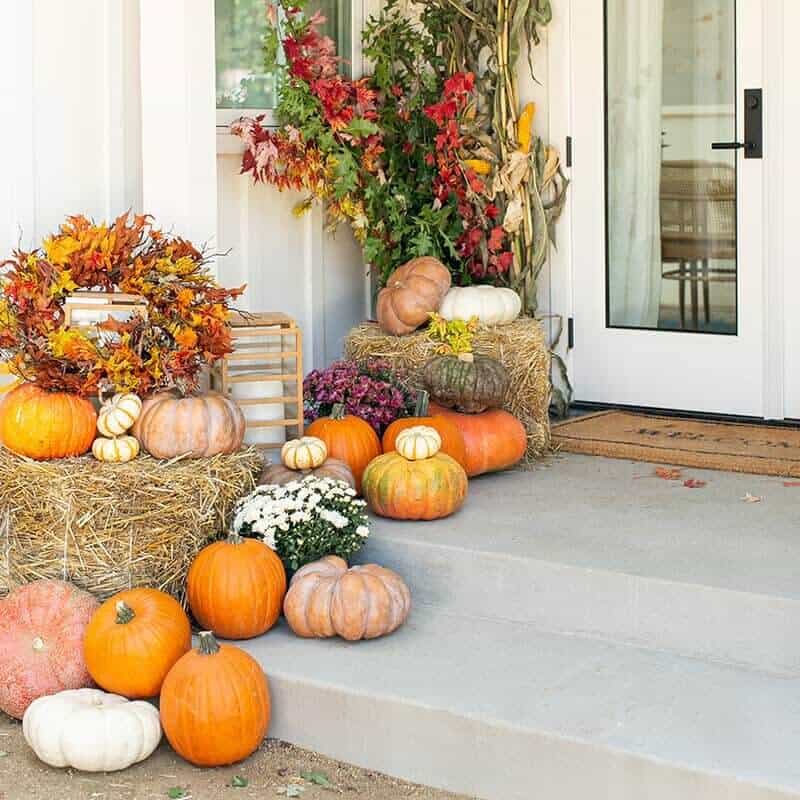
344;118;380;138
230;776;248;788
0;751;8;758
301;770;333;788
167;789;187;799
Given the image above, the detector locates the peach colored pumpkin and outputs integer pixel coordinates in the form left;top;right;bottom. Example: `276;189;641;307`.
0;384;97;461
132;392;245;459
0;580;99;719
376;257;451;335
283;556;411;641
259;457;356;489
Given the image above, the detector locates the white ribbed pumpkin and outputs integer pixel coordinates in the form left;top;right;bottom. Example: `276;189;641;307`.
281;436;328;470
438;286;521;325
97;393;142;437
22;688;162;772
92;435;140;463
395;425;442;461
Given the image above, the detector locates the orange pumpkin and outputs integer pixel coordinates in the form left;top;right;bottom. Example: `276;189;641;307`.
428;401;527;476
83;588;191;698
305;404;381;493
160;631;270;767
132;392;245;459
284;556;411;641
187;532;287;640
0;383;97;460
382;390;467;469
376;257;451;335
362;442;468;520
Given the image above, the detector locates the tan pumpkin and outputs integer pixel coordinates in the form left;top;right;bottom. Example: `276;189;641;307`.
283;555;411;641
395;425;442;461
92;435;140;463
376;257;451;335
281;436;327;470
132;392;245;459
259;457;356;489
97;393;142;437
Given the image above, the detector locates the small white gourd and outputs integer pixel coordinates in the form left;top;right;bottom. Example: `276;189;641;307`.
97;393;143;437
92;435;140;463
395;425;442;461
281;436;328;470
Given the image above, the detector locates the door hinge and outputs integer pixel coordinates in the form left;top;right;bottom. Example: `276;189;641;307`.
567;317;574;349
566;136;573;168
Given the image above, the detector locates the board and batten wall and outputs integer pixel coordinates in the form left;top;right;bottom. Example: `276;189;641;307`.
0;0;369;386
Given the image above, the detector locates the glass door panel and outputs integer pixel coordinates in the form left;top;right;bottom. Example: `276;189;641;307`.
605;0;737;334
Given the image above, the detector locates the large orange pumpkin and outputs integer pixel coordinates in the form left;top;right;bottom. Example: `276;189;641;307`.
83;588;191;698
0;383;96;460
187;532;287;640
381;390;467;469
376;257;451;335
428;401;527;476
362;437;468;520
160;631;270;767
284;556;411;641
132;392;245;459
0;580;99;719
305;404;381;493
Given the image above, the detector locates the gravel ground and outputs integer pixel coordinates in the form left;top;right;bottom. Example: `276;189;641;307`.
0;714;469;800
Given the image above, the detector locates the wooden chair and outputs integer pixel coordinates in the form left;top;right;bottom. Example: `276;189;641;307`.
660;160;736;329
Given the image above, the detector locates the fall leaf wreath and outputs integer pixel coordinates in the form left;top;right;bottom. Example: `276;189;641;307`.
0;213;244;397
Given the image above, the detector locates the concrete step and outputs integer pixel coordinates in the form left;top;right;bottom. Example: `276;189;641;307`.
355;456;800;675
242;613;800;800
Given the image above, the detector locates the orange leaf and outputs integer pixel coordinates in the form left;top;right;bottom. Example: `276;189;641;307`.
655;467;682;480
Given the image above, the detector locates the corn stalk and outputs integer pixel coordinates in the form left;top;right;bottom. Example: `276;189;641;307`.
423;0;568;316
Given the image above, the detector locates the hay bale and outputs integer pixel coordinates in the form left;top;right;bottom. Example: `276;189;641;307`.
345;319;551;460
0;447;262;603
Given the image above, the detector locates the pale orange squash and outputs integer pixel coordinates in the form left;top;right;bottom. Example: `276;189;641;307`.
283;556;411;641
376;257;451;335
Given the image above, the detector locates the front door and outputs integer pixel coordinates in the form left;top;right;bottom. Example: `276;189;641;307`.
570;0;765;416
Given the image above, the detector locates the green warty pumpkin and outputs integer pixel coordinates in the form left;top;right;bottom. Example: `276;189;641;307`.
421;355;510;413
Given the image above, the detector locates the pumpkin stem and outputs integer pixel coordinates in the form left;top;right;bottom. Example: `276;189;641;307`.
198;631;221;655
31;636;45;652
226;531;243;545
331;403;346;420
115;600;135;625
415;390;430;417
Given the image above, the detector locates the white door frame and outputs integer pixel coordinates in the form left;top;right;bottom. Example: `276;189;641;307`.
552;0;786;418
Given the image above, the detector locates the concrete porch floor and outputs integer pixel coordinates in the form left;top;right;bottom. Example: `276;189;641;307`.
240;455;800;800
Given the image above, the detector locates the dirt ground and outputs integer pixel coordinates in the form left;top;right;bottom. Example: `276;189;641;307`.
0;714;468;800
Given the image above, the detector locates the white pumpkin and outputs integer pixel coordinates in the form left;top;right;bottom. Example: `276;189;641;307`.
395;425;442;461
438;286;522;326
281;436;328;470
98;393;143;437
22;688;161;772
92;435;140;463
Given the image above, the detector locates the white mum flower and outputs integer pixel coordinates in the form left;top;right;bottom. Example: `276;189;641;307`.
356;525;370;538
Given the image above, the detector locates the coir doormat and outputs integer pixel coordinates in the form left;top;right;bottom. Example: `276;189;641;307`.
552;410;800;477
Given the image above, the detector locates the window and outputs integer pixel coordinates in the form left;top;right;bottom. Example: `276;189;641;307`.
215;0;352;125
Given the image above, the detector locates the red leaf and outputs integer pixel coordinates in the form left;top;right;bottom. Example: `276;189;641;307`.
783;481;800;487
683;479;707;489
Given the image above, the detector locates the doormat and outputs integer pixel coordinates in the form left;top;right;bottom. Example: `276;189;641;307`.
552;411;800;477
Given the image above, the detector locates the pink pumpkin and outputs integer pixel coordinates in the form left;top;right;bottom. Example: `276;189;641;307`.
0;579;99;719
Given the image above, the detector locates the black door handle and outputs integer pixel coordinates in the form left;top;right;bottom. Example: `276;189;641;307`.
711;89;762;159
712;141;750;150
